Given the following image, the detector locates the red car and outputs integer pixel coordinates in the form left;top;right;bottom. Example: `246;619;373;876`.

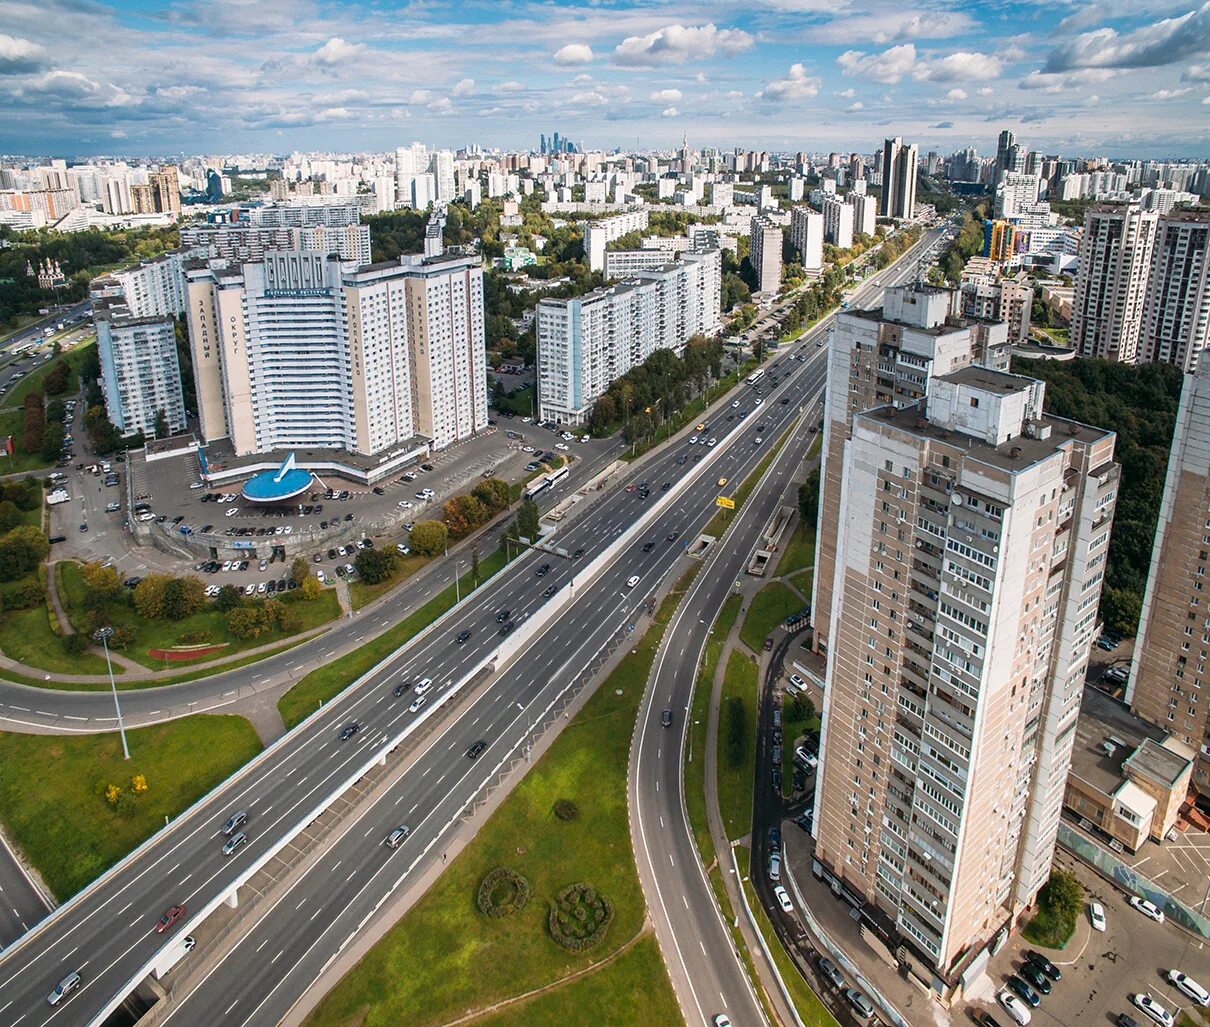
155;903;186;934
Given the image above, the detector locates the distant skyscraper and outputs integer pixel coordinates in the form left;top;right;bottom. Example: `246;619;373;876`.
995;129;1015;183
1140;209;1210;370
1071;204;1159;362
1129;348;1210;796
881;137;918;219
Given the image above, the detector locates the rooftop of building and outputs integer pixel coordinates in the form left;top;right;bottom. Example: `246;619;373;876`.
200;435;431;476
1069;686;1191;797
841;304;979;338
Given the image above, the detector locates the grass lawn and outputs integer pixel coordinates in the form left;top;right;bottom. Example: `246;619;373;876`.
57;561;341;671
470;933;682;1027
279;549;505;729
740;865;839;1027
0;602;112;675
775;524;815;578
494;383;535;418
304;569;697;1027
0;341;90;413
718;649;758;842
0;716;262;899
739;582;805;654
347;552;429;610
686;592;742;862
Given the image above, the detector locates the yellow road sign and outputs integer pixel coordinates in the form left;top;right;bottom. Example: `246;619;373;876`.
716;495;735;509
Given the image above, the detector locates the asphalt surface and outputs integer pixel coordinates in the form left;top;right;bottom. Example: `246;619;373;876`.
0;329;829;1027
0;833;50;955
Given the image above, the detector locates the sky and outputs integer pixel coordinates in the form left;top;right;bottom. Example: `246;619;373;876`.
1;0;1208;160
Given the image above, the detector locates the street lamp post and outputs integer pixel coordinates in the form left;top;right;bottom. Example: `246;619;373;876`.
454;561;464;604
94;626;130;760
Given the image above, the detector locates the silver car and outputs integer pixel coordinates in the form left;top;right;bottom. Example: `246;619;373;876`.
47;971;81;1006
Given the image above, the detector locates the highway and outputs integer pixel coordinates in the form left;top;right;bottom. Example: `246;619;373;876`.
0;322;830;1027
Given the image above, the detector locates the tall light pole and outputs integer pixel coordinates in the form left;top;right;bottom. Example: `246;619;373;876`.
454;560;464;604
94;626;129;760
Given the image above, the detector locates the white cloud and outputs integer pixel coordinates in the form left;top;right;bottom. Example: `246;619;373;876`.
1020;67;1116;92
837;43;918;84
571;73;594;85
649;88;683;103
846;101;864;111
1045;3;1210;72
1151;86;1192;98
21;69;138;108
805;9;978;45
614;23;754;66
662;105;680;117
0;33;46;73
836;87;855;98
427;97;453;113
1203;94;1210;103
1184;63;1210;81
945;87;967;100
493;80;526;93
156;84;205;100
407;89;432;104
977;86;994;96
922;52;1002;83
313;37;365;66
452;78;475;97
553;43;594;65
756;61;822;102
570;90;609;106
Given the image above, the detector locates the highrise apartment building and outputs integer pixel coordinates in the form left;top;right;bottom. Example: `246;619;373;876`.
185;250;485;457
960;260;1033;344
1071;204;1158;362
790;207;824;276
180;221;372;265
814;366;1118;985
881;138;918;220
1140;210;1210;370
853;192;878;237
1128;349;1210;795
583;209;650;272
750;215;783;293
822;196;855;249
536;250;721;424
812;284;1010;658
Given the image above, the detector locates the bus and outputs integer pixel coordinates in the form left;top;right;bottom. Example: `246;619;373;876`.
746;368;766;387
524;477;551;500
546;465;569;489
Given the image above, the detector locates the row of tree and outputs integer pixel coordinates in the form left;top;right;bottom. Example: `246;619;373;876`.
444;477;510;538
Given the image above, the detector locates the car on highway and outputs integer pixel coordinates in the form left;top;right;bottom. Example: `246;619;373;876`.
767;852;780;881
667;530;680;542
845;988;875;1020
713;1017;731;1027
773;885;793;913
1130;993;1174;1027
1089;901;1107;931
717;477;728;486
385;825;411;849
627;575;640;588
408;695;428;714
642;541;656;552
466;739;487;759
817;956;845;989
1006;975;1040;1007
1130;896;1165;923
155;903;186;933
536;563;551;576
47;971;82;1007
339;723;360;741
392;681;409;697
754;437;763;445
222;810;247;835
499;620;514;637
1165;970;1210;1006
661;708;672;728
542;583;558;598
221;831;248;857
998;991;1031;1025
456;629;472;644
414;678;433;696
496;608;511;623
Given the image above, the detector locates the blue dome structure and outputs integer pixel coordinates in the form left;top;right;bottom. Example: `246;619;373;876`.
241;454;314;504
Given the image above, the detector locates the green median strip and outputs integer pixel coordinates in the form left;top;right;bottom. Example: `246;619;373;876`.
304;567;698;1027
278;548;507;730
718;649;758;842
739;582;804;654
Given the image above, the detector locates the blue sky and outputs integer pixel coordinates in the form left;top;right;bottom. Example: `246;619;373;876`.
1;0;1208;159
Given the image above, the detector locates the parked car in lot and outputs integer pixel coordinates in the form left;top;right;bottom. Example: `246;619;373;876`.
1130;993;1174;1027
1164;970;1209;1006
767;852;780;881
1006;975;1040;1007
1025;952;1061;982
817;956;845;989
1019;962;1051;995
998;991;1032;1025
1089;901;1107;931
773;884;793;913
844;989;875;1020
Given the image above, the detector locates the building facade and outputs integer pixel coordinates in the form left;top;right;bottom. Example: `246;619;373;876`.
881;138;918;220
583;209;650;272
750;215;783;294
813;366;1118;986
1128;349;1210;796
94;308;187;439
1140;209;1210;370
822;196;855;249
790;207;824;275
959;260;1033;344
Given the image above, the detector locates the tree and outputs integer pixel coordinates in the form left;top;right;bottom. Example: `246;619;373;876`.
0;526;48;581
43;362;70;396
153;408;169;440
471;477;510;515
161;576;204;620
82;561;123;602
1039;867;1084;924
290;557;309;587
0;501;20;534
132;574;171;619
46;399;66;424
212;584;244;611
354;547;400;585
21;393;44;455
300;575;322;600
84;404;122;454
512;498;540;546
798;469;820;530
40;422;64;463
409;520;448;556
226;605;271;639
444;494;488;537
471;546;480;583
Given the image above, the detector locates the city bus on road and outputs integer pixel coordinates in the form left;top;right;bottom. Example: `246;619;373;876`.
546;465;569;489
746;368;766;387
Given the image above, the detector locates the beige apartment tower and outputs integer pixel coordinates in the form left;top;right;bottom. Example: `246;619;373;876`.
1128;349;1210;796
813;367;1118;989
812;284;1010;658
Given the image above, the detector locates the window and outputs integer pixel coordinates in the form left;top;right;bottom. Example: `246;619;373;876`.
969;397;979;408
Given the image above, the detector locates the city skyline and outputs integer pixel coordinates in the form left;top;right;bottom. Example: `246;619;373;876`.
1;0;1209;158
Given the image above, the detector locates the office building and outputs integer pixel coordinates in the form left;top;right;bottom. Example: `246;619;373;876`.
822;196;855;250
583;209;650;272
1072;205;1159;362
1128;349;1210;795
750;215;783;293
814;364;1118;986
790;207;824;276
185;250;485;457
812;284;1010;659
995;130;1016;183
536;250;721;424
881;137;918;220
1140;210;1210;370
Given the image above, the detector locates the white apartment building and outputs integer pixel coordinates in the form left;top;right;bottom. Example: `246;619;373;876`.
712;181;734;209
1140;210;1210;370
790;207;824;275
92;251;189;319
537;249;721;424
1072;205;1159;362
583;209;650;272
814;365;1117;988
994;172;1042;219
881;137;918;220
750;215;783;294
180;221;372;265
94;309;187;439
959;260;1034;344
822;196;855;249
604;248;676;278
246;204;363;229
853;192;878;237
185;250;485;457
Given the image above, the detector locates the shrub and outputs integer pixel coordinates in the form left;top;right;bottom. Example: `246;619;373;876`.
177;630;215;645
476;867;531;918
2;579;45;611
548;883;614;951
409;519;448;557
553;799;579;822
62;632;88;655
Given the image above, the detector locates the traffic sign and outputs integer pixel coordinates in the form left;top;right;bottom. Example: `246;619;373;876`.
716;495;735;509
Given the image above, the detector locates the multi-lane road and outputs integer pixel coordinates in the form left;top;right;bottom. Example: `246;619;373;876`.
0;320;830;1027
